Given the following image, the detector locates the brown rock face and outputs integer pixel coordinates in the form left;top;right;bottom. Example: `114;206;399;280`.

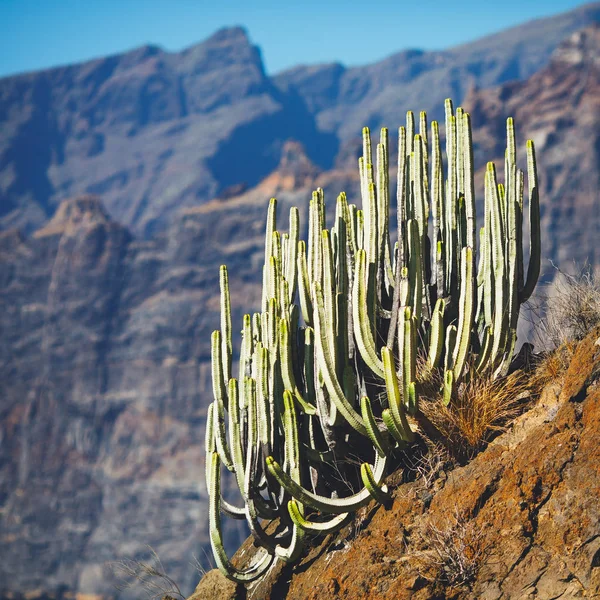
196;327;600;599
0;195;256;597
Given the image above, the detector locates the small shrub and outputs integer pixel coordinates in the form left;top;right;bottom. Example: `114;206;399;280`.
108;546;184;600
420;368;531;460
546;264;600;345
402;435;452;489
530;340;576;390
417;510;490;588
426;515;489;586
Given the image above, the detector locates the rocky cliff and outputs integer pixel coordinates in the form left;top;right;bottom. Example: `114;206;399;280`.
0;195;253;596
464;22;600;276
0;140;364;598
191;327;600;600
0;27;336;237
274;2;600;151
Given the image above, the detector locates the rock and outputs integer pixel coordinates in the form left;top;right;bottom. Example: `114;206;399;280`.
194;328;600;599
2;5;600;237
559;324;600;402
0;194;250;597
187;570;239;600
0;28;335;237
463;23;600;278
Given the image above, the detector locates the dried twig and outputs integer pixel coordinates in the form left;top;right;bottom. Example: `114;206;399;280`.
108;546;184;600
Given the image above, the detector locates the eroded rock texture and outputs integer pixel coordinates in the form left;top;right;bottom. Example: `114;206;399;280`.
465;22;600;276
0;143;360;600
0;196;255;597
193;328;600;600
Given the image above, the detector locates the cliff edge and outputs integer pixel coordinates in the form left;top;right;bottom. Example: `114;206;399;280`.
192;326;600;599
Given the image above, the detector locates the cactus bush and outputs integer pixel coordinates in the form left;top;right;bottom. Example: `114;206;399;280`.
204;99;540;582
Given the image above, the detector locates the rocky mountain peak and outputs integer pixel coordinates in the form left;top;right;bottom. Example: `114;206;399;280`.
33;195;112;238
258;140;320;193
551;22;600;67
203;25;251;45
177;25;264;76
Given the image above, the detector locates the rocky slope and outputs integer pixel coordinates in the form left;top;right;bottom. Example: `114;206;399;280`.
1;4;599;236
191;327;600;600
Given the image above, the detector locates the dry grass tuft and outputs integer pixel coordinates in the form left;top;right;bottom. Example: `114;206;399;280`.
415;509;491;588
529;340;576;391
546;265;600;346
419;368;532;460
416;349;445;399
411;267;600;462
108;546;184;600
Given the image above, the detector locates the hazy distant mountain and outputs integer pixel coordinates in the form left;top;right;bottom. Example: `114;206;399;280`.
0;27;336;237
1;3;599;237
275;1;600;145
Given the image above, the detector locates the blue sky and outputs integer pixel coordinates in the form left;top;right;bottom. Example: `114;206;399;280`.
0;0;590;78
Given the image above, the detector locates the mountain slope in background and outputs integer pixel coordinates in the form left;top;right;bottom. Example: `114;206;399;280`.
0;27;336;237
0;7;599;600
1;3;599;237
274;1;600;150
465;23;600;272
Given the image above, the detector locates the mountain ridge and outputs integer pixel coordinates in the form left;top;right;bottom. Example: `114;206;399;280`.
1;2;599;237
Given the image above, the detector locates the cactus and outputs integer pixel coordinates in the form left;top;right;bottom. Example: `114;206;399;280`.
204;100;540;582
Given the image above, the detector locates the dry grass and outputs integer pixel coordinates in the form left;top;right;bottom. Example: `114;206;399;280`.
415;350;445;399
550;269;600;341
407;267;600;464
108;546;184;600
414;509;491;588
529;340;576;391
544;264;600;347
419;368;532;461
413;440;450;489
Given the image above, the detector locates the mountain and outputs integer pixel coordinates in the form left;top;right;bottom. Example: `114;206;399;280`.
464;22;600;274
1;4;599;237
1;8;600;600
274;2;600;149
0;195;255;596
0;27;336;237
